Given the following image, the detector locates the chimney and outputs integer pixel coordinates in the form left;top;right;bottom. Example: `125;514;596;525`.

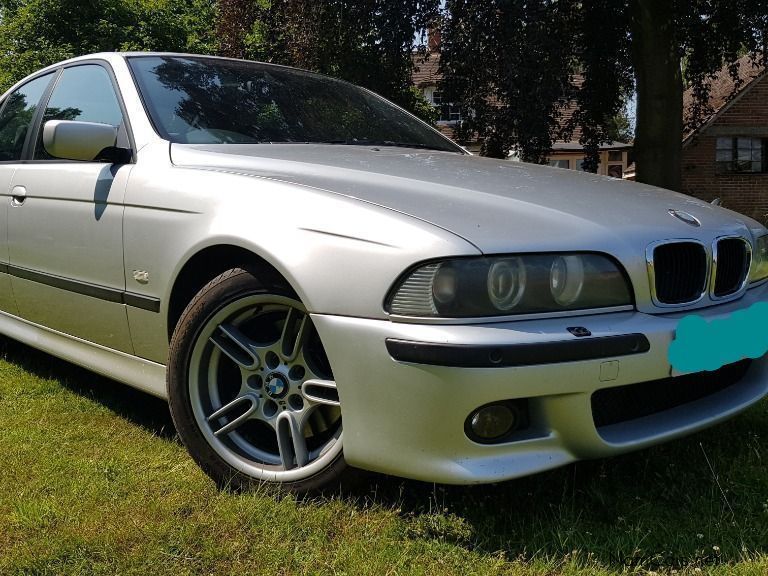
428;26;441;52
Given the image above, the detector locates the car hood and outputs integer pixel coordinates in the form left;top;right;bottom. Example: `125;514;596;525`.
171;143;759;255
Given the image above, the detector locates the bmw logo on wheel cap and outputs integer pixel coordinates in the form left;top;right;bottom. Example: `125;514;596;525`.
668;209;701;227
264;373;289;399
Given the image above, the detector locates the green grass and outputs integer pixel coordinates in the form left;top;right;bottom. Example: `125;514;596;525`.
1;338;768;575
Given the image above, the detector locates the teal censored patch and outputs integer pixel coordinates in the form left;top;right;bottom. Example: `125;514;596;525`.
669;302;768;373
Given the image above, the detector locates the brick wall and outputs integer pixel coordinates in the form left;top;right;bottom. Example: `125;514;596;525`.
681;74;768;225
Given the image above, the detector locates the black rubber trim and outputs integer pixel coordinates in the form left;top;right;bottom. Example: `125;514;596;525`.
123;292;161;313
3;264;160;312
386;333;650;368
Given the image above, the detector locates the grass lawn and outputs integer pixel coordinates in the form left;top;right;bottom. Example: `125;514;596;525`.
1;337;768;575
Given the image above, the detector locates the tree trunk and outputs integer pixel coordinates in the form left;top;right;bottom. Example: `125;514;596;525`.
630;0;683;191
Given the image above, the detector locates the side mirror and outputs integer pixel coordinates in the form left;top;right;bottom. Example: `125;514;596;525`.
43;120;129;163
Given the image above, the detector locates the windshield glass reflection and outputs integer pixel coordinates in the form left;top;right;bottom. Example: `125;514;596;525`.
129;55;460;152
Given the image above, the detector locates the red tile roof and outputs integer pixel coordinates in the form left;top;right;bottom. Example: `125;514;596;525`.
683;54;765;140
412;53;441;88
555;74;584;144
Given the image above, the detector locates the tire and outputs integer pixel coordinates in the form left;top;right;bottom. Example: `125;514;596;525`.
167;267;348;493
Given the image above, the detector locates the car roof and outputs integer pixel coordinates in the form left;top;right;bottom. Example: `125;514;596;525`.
2;52;311;100
55;52;308;74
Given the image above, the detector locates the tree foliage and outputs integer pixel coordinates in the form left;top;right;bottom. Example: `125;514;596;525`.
441;0;766;189
0;0;761;191
680;1;767;133
441;1;580;161
0;0;218;92
216;0;440;121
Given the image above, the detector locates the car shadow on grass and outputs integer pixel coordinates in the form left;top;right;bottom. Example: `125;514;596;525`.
0;336;177;440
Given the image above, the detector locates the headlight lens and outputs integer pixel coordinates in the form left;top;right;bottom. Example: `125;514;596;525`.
487;258;526;310
432;265;458;305
749;234;768;283
550;255;585;306
388;253;632;317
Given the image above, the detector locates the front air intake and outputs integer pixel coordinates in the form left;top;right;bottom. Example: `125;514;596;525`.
592;360;751;428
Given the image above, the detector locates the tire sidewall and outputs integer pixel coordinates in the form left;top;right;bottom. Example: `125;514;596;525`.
167;268;347;493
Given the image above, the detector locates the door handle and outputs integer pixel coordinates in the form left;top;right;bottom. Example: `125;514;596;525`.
10;185;26;207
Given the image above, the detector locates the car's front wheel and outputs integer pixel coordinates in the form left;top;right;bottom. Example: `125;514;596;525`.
168;268;346;492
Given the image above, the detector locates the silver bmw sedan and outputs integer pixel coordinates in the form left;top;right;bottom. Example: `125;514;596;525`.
0;52;765;492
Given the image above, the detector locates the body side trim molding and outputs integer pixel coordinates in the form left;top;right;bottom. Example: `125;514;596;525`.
0;263;160;312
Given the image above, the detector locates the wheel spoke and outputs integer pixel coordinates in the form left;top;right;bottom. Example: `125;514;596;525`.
276;410;308;469
306;408;330;437
301;379;340;407
207;395;258;437
279;308;309;362
210;323;261;370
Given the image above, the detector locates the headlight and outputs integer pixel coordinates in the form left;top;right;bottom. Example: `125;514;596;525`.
387;253;632;317
749;234;768;283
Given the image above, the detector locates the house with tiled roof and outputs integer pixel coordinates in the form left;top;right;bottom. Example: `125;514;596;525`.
412;35;632;178
411;47;465;145
545;75;633;178
681;54;767;223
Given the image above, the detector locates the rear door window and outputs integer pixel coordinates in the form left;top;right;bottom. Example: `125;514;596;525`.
0;73;55;161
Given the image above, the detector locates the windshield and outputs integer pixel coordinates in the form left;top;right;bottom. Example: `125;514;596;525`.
127;55;462;153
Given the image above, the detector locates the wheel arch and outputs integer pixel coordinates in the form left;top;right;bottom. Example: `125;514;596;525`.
167;244;294;341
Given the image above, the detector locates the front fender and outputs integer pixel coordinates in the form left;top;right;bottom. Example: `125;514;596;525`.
122;150;478;363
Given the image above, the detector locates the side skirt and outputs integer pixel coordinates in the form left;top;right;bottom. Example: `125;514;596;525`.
0;310;167;399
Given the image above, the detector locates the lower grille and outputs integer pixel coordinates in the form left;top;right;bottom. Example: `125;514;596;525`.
591;360;751;428
651;242;708;304
713;238;749;297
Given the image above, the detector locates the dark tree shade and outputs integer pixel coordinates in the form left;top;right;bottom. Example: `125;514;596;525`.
441;0;579;162
573;0;634;173
215;0;440;121
441;0;766;191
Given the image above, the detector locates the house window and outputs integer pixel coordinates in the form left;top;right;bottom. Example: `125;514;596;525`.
716;137;766;174
607;150;623;162
431;91;462;123
549;159;569;169
607;164;623;178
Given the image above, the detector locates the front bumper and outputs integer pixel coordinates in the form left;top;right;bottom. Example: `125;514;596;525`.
311;283;768;484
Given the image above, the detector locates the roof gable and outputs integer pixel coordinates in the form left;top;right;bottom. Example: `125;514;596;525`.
683;54;766;141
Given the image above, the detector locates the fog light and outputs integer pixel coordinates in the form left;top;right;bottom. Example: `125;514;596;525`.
465;400;530;444
466;403;516;443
